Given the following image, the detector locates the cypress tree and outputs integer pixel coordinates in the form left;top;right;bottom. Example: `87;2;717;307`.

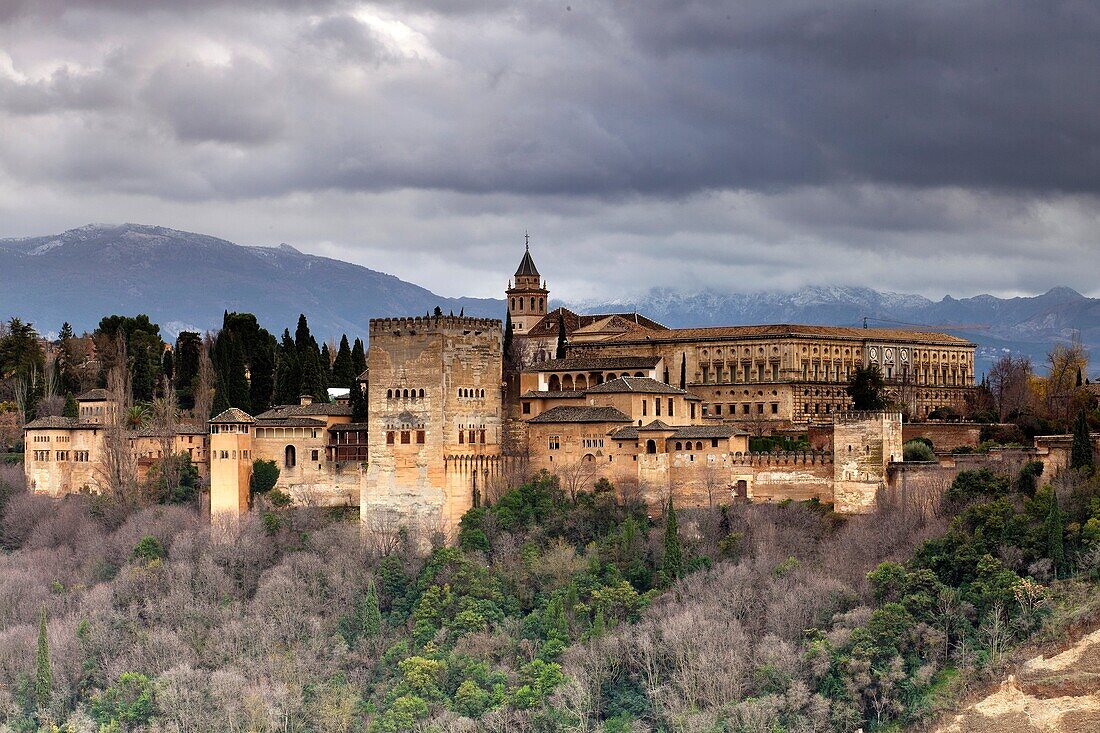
503;311;513;362
556;314;567;359
162;348;174;382
661;494;683;584
350;382;368;422
351;338;367;380
213;331;251;412
35;604;51;717
332;335;355;388
274;329;301;406
679;353;687;390
294;315;327;402
174;332;202;409
321;342;332;374
249;342;276;414
1071;409;1094;472
63;393;78;419
361;580;383;639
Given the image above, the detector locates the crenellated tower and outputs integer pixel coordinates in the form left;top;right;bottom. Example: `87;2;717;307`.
505;234;548;336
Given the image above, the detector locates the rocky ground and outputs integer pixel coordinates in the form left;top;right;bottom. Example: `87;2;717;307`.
935;628;1100;733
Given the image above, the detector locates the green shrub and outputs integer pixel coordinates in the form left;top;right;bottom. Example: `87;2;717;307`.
904;440;937;462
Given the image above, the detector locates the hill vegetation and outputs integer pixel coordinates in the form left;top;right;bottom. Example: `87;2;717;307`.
1;456;1098;732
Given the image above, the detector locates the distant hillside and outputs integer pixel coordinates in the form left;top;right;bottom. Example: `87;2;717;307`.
2;224;1096;376
0;224;504;340
573;286;1100;375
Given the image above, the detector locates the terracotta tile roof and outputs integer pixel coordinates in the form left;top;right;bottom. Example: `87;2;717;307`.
329;422;371;431
210;407;256;424
520;390;586;399
638;419;674;431
594;324;973;347
76;389;110;401
586;376;686;395
526;356;661;372
24;416;97;430
255;403;354;419
133;425;209;438
525;307;668;338
527;405;633;424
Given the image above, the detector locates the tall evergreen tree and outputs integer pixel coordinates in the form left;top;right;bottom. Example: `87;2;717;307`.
35;604;51;717
294;314;327;402
58;322;74;341
350;381;369;422
161;348;174;382
351;338;367;380
679;353;687;390
847;364;888;410
212;331;251;414
174;332;202;410
503;311;513;363
95;314;164;401
1071;408;1094;471
331;335;356;388
661;495;683;584
555;314;567;359
274;329;301;406
321;342;332;373
249;344;276;414
1046;487;1066;575
360;581;383;639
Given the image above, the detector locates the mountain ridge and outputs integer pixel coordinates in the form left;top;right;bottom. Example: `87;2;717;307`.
2;224;1097;375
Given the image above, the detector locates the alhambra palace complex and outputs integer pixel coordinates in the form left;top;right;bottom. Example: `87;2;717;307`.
22;246;1086;533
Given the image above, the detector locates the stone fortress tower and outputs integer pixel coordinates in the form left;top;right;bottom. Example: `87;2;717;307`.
361;315;503;538
209;408;255;517
505;234;549;336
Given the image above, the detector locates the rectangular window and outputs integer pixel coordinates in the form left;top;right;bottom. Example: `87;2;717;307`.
742;403;750;414
714;404;722;416
655;399;661;416
459;431;464;444
548;435;560;450
642;400;647;416
479;430;486;444
311;449;319;461
711;438;719;448
522;402;531;414
690;403;696;419
416;430;425;444
386;431;395;445
401;431;411;444
771;403;779;414
468;430;475;444
668;398;674;416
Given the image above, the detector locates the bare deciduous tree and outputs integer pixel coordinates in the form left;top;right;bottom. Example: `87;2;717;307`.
96;334;137;502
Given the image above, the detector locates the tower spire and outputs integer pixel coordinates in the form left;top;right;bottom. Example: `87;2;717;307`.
525;230;530;250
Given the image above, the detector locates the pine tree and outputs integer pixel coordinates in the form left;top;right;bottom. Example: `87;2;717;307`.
661;494;683;584
331;335;355;388
847;364;888;410
1071;408;1094;472
555;314;567;359
361;581;383;639
58;322;74;341
351;338;366;380
35;604;51;717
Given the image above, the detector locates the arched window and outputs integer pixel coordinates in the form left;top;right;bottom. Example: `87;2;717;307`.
538;298;543;311
419;389;425;399
530;297;535;310
583;453;595;463
696;441;703;451
646;439;657;454
675;442;682;451
386;389;392;399
284;445;296;468
403;389;409;399
511;298;515;309
575;374;588;390
607;373;617;380
549;375;561;391
480;389;485;398
562;374;574;390
634;372;644;377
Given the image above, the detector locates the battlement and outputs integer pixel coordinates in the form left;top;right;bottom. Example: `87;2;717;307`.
732;450;834;467
833;411;903;424
369;315;502;335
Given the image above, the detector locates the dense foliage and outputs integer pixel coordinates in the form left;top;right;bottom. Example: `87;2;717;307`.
2;462;1097;732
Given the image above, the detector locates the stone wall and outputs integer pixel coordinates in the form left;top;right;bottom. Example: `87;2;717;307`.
903;422;983;453
833;411;904;513
362;316;502;537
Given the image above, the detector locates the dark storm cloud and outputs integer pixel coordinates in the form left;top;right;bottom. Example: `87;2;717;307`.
0;0;1098;299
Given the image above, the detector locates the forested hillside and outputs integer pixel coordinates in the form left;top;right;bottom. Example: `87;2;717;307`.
0;461;1098;732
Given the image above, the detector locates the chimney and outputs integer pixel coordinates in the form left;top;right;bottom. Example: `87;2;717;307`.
299;394;314;406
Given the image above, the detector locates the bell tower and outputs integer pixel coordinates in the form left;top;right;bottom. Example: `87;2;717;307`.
505;233;549;336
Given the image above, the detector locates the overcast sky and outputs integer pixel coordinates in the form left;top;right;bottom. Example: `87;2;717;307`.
1;1;1098;301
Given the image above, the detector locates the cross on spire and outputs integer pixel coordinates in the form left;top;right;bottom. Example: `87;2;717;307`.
525;230;530;250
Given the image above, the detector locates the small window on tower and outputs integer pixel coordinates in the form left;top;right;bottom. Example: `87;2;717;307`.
416;430;425;444
401;431;410;444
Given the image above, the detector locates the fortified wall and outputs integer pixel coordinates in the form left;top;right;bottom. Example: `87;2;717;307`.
833;411;904;513
362;316;502;537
